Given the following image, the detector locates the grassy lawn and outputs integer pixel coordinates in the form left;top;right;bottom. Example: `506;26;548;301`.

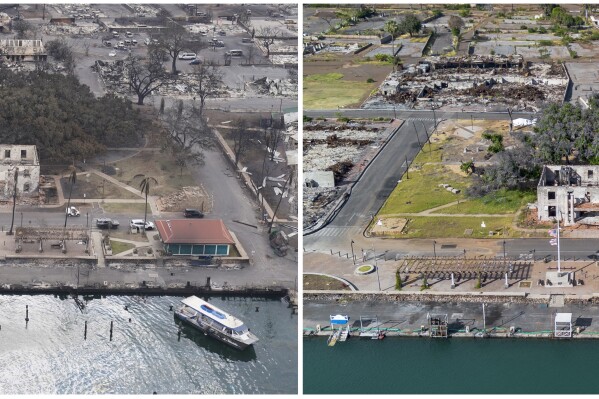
399;216;517;239
433;189;537;215
110;240;135;255
303;274;351;291
113;151;196;197
378;163;468;214
62;173;141;200
304;73;375;109
101;203;147;215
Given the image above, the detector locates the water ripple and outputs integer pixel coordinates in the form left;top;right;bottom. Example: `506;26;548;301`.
0;295;297;394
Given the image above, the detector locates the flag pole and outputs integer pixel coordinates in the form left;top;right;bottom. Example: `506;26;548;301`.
557;200;561;274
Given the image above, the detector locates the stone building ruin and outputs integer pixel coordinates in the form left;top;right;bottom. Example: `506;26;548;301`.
0;145;40;201
537;165;599;226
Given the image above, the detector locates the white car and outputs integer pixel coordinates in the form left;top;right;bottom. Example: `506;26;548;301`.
130;219;155;231
66;206;80;217
178;52;197;60
108;51;116;57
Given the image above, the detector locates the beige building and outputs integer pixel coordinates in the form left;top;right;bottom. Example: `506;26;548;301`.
0;145;40;200
0;39;47;62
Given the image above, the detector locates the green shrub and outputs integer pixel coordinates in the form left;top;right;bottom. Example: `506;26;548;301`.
303;115;313;122
367;78;375;83
395;271;402;290
538;39;553;46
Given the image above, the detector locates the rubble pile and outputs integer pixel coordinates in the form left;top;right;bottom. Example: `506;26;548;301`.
94;61;233;99
326;160;354;184
457;83;546;102
369;56;568;111
44;23;101;36
303;187;342;228
250;77;297;97
156;186;212;213
304;134;373;148
95;60;127;94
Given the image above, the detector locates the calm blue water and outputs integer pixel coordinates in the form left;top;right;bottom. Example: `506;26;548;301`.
0;295;297;394
304;337;599;394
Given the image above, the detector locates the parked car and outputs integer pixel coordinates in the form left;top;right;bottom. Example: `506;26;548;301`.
66;206;80;217
178;52;197;60
130;219;155;231
184;209;204;218
108;51;116;57
189;58;202;65
96;218;120;229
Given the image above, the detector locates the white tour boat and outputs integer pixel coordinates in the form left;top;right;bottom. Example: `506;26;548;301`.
175;296;259;350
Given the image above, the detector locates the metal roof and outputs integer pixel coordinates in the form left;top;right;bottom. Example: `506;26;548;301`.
155;219;235;245
181;296;244;329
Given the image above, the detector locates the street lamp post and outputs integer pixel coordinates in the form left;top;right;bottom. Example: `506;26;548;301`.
503;240;506;264
373;244;381;291
433;240;437;260
350;240;355;265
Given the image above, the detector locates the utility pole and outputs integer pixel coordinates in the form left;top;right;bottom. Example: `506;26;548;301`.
8;168;18;236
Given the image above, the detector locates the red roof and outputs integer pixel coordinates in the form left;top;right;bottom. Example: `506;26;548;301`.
155;219;235;245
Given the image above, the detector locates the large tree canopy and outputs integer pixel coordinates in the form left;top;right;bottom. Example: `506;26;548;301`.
0;69;147;164
468;100;599;197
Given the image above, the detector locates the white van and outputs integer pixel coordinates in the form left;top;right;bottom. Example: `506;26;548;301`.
126;31;133;37
178;52;197;60
229;49;243;56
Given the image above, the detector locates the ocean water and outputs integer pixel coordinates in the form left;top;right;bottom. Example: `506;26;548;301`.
0;295;297;394
304;336;599;394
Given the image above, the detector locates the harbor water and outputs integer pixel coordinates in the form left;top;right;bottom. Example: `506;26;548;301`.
304;337;599;394
0;295;297;394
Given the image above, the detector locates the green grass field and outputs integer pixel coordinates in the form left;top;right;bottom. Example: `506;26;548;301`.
304;73;374;109
378;163;469;214
110;241;135;255
433;189;537;215
399;216;517;239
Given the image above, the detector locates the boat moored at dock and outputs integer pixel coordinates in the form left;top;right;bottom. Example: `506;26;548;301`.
175;296;259;350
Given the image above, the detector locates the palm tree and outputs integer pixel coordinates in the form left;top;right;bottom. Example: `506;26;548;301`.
62;169;77;243
137;176;158;236
7;168;18;236
384;20;401;72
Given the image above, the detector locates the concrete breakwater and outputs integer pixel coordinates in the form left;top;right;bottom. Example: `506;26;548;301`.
304;290;599;305
0;258;295;298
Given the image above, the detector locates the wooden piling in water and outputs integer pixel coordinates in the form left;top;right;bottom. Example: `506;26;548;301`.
25;305;29;322
84;320;87;340
110;320;113;341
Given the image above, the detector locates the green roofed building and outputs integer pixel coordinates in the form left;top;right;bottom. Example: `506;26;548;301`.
155;219;235;256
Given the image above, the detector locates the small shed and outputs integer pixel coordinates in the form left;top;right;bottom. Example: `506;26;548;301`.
155;219;235;256
554;313;572;338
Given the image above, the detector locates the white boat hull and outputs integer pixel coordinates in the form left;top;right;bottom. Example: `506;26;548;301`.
175;311;258;350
